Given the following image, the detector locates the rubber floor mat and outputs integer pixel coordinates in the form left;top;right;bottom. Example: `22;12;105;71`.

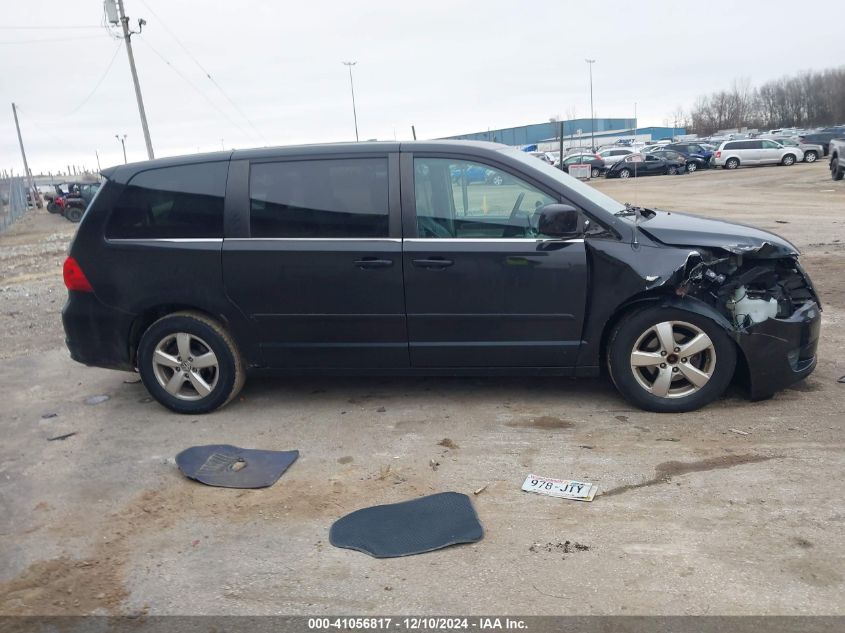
329;492;483;558
175;444;299;488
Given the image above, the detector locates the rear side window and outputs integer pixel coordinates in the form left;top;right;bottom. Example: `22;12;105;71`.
249;158;389;238
106;162;227;239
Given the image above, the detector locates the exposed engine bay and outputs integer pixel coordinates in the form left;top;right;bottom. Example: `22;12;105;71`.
675;251;819;329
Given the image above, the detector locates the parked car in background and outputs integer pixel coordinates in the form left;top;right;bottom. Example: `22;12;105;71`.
800;127;845;155
605;151;686;178
713;139;802;169
559;153;605;178
451;164;504;185
830;136;845;180
774;138;823;163
597;147;634;166
664;142;713;172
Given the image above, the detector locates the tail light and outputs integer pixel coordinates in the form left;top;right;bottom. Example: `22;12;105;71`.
63;257;93;293
715;151;721;158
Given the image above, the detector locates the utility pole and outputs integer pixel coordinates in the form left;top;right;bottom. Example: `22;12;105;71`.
115;134;128;164
342;61;359;142
114;0;154;159
585;59;596;151
11;103;40;208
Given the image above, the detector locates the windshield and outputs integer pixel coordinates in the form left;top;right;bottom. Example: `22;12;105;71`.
503;148;625;213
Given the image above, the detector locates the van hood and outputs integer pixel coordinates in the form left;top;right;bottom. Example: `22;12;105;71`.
638;210;799;258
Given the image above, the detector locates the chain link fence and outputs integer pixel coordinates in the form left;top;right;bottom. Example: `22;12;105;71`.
0;175;29;233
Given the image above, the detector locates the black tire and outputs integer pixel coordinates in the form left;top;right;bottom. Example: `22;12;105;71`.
686;161;698;173
65;207;83;223
618;168;632;179
591;167;601;178
781;154;796;166
724;158;740;170
607;306;737;413
832;158;843;181
47;201;61;214
137;311;245;414
667;166;679;175
804;151;817;163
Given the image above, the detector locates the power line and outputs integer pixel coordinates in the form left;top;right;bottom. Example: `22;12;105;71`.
0;25;102;30
135;35;259;142
0;34;109;44
62;42;123;119
137;0;263;139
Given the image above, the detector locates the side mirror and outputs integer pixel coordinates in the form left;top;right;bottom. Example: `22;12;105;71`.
536;204;581;238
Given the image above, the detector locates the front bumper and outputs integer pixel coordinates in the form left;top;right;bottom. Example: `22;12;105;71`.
736;301;821;399
62;291;136;371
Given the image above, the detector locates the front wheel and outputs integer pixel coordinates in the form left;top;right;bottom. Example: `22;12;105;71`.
591;167;601;178
667;166;679;175
832;158;843;181
607;307;736;413
686;161;698;173
781;154;796;166
137;311;245;414
618;168;632;179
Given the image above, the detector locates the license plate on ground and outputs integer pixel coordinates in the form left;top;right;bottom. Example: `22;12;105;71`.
521;474;597;501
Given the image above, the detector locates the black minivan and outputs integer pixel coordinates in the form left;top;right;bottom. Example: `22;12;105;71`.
63;141;821;414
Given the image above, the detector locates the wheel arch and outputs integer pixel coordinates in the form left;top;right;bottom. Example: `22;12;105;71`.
599;292;749;383
128;304;231;366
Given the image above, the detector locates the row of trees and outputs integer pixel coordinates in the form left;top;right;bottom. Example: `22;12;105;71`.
685;66;845;135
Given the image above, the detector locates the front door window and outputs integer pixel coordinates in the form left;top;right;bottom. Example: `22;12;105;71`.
413;158;556;239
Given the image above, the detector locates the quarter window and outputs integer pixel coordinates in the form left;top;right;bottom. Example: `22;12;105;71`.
413;158;556;239
249;158;389;238
106;162;227;239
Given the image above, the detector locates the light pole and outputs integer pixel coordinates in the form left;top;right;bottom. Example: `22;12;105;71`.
115;134;127;164
585;59;596;151
342;61;359;142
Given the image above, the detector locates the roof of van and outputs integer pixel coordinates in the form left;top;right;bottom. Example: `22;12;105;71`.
100;140;509;182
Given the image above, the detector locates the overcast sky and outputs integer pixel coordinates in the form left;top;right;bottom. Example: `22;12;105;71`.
0;0;835;173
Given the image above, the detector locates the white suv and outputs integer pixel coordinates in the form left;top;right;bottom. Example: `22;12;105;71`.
714;139;803;169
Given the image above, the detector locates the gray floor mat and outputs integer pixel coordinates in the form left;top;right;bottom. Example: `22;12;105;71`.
329;492;483;558
175;444;298;488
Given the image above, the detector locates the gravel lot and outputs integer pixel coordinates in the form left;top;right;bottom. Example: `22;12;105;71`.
1;163;843;616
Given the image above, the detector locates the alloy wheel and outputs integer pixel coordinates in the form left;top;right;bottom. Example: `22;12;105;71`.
629;321;717;399
805;152;817;163
152;332;219;401
687;162;698;172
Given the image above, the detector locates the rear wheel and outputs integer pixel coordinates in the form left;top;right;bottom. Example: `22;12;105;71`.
667;166;679;175
725;158;740;170
65;207;83;223
618;168;632;179
686;161;698;173
804;151;818;163
137;311;245;414
591;167;601;178
607;306;736;413
781;154;796;166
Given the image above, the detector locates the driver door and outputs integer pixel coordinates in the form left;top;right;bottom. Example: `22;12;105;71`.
401;154;587;368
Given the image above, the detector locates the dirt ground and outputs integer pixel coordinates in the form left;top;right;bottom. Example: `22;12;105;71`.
0;162;843;616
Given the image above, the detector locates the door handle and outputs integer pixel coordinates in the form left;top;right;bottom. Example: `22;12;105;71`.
354;257;394;269
412;257;454;269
